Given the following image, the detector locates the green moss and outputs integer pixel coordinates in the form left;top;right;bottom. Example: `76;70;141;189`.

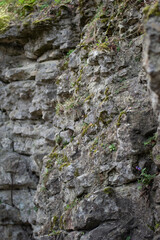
40;186;46;192
81;123;93;137
104;87;110;96
59;215;63;229
96;41;109;50
85;193;91;198
103;187;113;195
55;103;63;115
59;162;70;171
89;137;99;156
143;2;160;19
104;87;111;101
143;5;150;15
49;152;58;160
0;15;10;33
78;0;85;13
84;94;93;102
49;230;61;236
64;199;79;211
74;168;79;177
101;17;109;23
33;17;52;25
42;168;50;185
55;135;63;145
46;160;53;169
56;97;79;115
98;111;112;126
73;75;82;87
52;216;58;226
72;68;83;93
56;79;60;85
156;155;160;161
60;60;68;71
155;222;160;230
55;154;70;171
116;111;126;127
22;20;30;26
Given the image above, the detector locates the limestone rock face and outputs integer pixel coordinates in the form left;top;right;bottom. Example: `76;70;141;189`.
144;5;160;175
0;0;159;239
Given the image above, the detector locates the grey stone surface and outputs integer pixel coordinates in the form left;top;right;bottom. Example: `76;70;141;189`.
0;0;159;239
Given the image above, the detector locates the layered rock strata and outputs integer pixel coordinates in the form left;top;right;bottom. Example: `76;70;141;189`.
0;0;159;240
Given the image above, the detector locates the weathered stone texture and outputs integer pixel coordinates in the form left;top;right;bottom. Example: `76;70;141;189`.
0;0;159;239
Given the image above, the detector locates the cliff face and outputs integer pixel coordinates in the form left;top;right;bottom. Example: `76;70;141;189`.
0;0;160;240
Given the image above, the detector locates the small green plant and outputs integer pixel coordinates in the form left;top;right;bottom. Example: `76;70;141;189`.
126;237;131;240
56;154;70;171
116;111;126;127
49;230;61;236
103;187;113;195
55;103;63;115
138;168;156;189
116;46;120;52
81;123;93;137
33;206;38;212
0;15;10;33
64;199;79;211
0;0;7;6
109;144;116;152
52;216;58;226
66;49;74;57
155;222;160;230
39;3;49;10
156;155;160;161
74;168;79;177
143;2;160;19
62;141;69;147
55;135;63;145
84;94;93;102
119;77;126;83
18;0;36;4
144;135;156;147
40;186;46;192
55;0;61;4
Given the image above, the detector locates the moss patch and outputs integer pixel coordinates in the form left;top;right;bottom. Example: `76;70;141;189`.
116;111;127;127
0;15;10;33
81;123;93;137
143;2;160;19
103;187;113;195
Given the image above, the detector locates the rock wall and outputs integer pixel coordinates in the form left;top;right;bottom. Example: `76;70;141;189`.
0;0;159;240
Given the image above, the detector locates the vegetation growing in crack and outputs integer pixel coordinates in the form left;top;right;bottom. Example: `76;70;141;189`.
0;14;10;33
143;134;157;147
0;0;73;29
136;166;156;203
103;187;114;195
81;122;94;137
116;110;127;127
136;167;156;189
55;97;83;115
143;1;160;19
64;198;80;211
109;143;116;152
80;0;148;51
